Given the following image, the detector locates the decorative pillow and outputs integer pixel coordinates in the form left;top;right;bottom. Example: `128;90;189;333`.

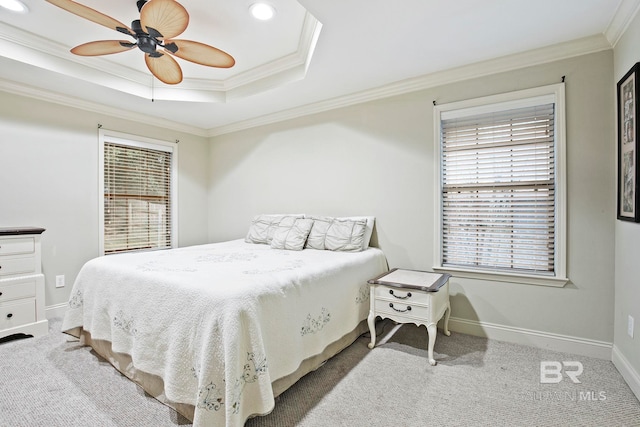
340;216;375;250
244;214;304;244
306;216;368;252
270;217;314;250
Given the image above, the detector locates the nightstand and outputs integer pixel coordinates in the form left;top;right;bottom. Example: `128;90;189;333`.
0;227;48;340
367;268;451;365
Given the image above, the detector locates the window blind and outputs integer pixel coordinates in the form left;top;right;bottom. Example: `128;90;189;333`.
440;103;555;275
103;142;172;254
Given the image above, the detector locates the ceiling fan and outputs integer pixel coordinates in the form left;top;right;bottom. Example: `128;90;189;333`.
46;0;235;85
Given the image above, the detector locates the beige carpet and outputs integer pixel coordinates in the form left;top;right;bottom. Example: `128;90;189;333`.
1;319;639;426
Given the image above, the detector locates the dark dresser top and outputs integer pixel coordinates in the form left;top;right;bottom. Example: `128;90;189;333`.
0;227;46;236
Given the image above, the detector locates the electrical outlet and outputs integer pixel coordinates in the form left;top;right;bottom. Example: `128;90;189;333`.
55;275;65;288
628;315;635;338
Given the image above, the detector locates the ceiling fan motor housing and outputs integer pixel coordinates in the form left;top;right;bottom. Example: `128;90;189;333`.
131;19;159;54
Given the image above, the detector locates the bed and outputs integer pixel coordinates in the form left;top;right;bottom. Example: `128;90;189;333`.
62;215;388;426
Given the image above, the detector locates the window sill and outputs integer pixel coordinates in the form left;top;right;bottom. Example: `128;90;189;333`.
432;266;569;288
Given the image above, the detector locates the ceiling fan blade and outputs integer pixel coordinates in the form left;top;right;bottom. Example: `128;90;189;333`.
71;40;136;56
145;52;183;85
165;40;235;68
46;0;133;36
140;0;189;40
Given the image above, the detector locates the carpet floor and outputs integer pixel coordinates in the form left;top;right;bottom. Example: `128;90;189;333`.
1;318;639;426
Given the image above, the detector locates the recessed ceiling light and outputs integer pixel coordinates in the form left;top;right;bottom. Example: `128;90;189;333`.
250;3;275;21
0;0;28;13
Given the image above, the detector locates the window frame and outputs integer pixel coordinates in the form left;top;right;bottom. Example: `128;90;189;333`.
433;84;568;287
98;129;178;256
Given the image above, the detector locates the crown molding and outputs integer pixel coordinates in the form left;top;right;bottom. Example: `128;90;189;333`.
0;31;615;139
0;77;208;137
604;0;640;47
207;34;613;137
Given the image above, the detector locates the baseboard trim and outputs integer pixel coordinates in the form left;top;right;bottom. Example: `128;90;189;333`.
612;345;640;401
45;303;68;320
447;316;612;360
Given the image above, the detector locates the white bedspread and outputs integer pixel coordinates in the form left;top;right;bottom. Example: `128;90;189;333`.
62;239;388;426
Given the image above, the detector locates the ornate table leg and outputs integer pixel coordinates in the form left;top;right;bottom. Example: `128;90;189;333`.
427;323;438;365
367;310;376;349
443;303;451;337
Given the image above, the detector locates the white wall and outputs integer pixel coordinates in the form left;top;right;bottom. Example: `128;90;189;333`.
209;50;615;354
613;9;640;399
0;92;210;309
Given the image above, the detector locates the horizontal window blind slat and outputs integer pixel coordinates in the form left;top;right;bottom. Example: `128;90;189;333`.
442;138;553;152
443;251;554;263
443;253;554;264
442;122;554;136
443;262;553;272
443;152;555;164
443;182;554;191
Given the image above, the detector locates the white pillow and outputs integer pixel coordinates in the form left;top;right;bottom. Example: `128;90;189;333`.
270;217;314;251
306;216;368;252
340;216;375;250
245;214;305;244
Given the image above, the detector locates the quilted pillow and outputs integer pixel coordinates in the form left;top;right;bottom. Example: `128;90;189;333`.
270;217;314;250
340;216;375;250
245;214;304;244
306;216;368;252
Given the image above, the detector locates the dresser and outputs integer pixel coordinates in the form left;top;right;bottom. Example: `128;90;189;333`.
367;268;451;365
0;227;48;340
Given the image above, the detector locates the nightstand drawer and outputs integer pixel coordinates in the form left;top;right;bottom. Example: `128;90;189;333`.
0;257;36;276
374;284;431;305
0;237;34;256
0;299;36;330
0;279;36;302
374;298;431;319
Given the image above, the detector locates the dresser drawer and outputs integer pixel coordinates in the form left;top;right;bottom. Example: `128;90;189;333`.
0;299;36;330
374;298;431;319
0;256;36;276
0;278;36;303
0;237;34;256
374;284;431;305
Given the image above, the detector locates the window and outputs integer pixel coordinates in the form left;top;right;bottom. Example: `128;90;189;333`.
99;130;177;255
434;84;567;286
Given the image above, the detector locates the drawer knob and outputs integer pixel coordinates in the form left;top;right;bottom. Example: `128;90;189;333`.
389;302;411;313
6;313;13;319
389;289;411;299
0;291;2;297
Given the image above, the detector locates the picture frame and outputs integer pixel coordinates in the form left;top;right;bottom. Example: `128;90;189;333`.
617;62;640;222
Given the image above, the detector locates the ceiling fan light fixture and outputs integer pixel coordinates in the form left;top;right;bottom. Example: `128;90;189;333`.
250;3;275;21
0;0;28;13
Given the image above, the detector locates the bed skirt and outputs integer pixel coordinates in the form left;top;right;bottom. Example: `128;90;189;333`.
66;319;369;423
